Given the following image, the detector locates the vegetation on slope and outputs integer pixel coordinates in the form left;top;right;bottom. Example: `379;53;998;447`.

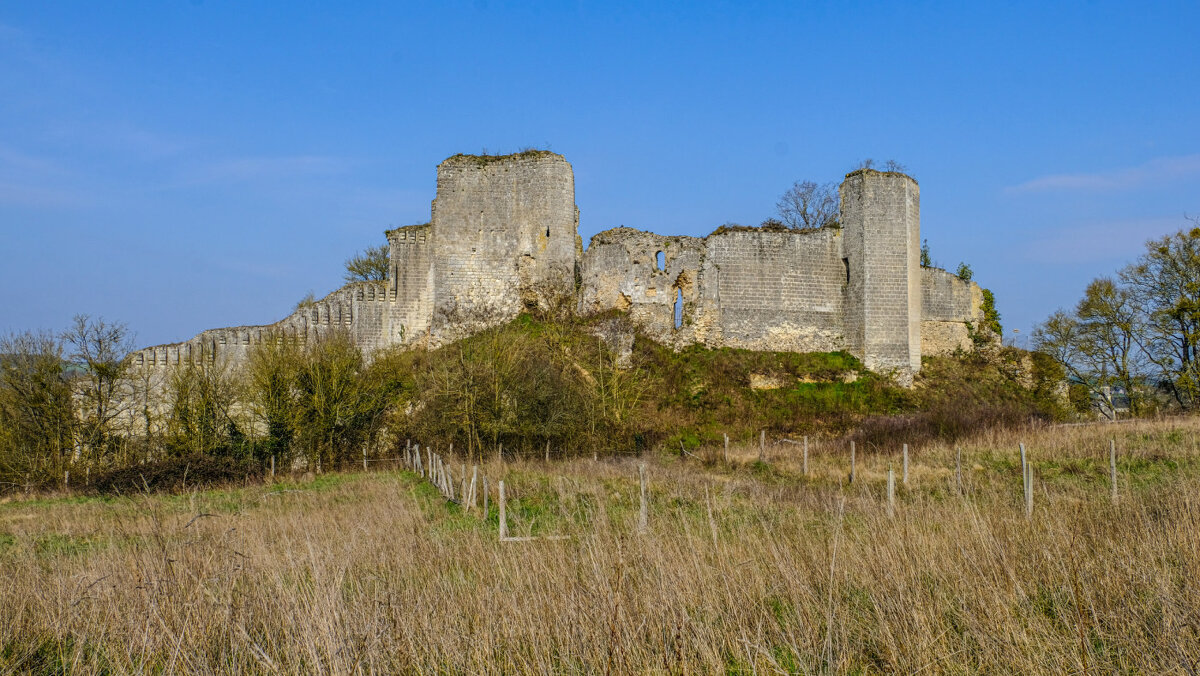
0;311;1069;494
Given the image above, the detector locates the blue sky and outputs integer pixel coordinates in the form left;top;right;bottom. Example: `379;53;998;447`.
2;1;1198;349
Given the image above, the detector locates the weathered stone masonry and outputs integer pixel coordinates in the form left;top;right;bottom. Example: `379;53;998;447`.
134;151;984;382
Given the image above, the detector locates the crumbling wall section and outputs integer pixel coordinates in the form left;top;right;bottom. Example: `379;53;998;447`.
921;267;984;355
578;228;706;345
579;226;848;352
431;152;577;337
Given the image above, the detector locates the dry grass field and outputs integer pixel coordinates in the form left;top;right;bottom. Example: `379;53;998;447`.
3;418;1200;673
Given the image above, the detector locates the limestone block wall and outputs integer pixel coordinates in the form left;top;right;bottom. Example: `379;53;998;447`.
921;267;984;355
430;152;578;336
702;228;846;352
840;170;921;377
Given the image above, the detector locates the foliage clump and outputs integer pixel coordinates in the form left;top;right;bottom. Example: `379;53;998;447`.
344;244;390;283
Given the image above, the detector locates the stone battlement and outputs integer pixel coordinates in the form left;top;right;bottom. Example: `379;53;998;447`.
133;152;986;383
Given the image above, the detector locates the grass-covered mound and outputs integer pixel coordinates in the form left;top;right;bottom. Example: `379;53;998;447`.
382;313;1069;458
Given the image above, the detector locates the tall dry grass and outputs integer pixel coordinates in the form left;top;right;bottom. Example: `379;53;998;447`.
3;418;1200;673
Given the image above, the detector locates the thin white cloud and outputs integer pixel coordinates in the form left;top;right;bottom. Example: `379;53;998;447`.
1022;217;1187;265
1009;154;1200;193
0;145;68;176
184;155;353;184
0;181;92;209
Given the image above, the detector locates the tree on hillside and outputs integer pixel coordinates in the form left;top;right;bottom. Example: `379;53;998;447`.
0;330;75;487
344;244;390;283
776;180;839;230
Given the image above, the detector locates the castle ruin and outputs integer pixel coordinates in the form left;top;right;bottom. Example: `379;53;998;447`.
133;151;986;382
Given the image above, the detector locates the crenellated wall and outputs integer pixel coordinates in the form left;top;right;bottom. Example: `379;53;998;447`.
132;152;986;385
132;281;393;370
385;223;434;344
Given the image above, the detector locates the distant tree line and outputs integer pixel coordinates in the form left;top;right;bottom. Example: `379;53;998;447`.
1034;218;1200;417
0;305;645;493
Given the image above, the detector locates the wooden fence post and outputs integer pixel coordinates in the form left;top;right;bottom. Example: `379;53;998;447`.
887;466;896;518
759;430;765;462
723;433;729;464
638;463;648;534
902;444;908;486
270;455;275;479
849;441;856;484
498;480;508;540
1110;438;1118;505
1019;442;1027;483
1024;463;1034;519
483;476;489;517
363;448;368;471
545;440;550;463
469;465;478;511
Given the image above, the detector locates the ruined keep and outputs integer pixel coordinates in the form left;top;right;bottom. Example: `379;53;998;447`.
133;151;986;382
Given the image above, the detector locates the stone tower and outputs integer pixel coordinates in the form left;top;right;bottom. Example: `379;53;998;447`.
840;169;922;380
430;151;579;335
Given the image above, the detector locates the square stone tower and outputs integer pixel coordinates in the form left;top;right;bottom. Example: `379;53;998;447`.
840;169;922;380
430;151;579;334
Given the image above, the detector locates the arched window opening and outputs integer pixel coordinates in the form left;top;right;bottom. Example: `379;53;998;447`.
656;251;665;271
674;288;684;329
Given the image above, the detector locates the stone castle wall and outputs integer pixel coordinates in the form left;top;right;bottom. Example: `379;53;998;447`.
132;151;987;383
579;226;849;353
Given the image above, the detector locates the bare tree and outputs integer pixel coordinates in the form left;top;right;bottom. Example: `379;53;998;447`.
776;181;839;230
854;158;908;174
344;244;391;283
63;315;135;462
1033;279;1146;418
